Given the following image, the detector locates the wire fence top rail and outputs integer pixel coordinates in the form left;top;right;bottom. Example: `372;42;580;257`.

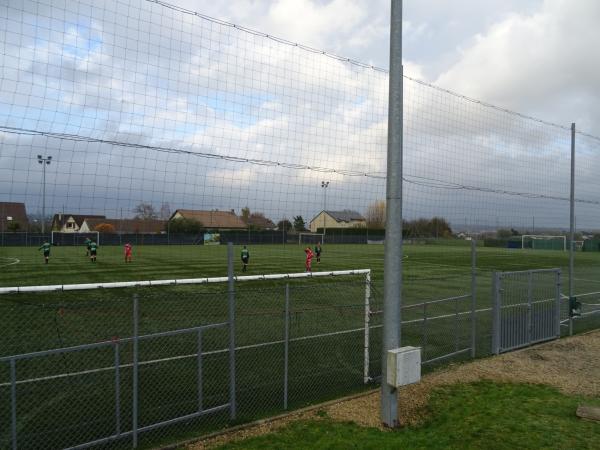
0;269;371;294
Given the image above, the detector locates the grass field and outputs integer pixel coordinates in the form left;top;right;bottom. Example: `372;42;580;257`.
0;242;599;449
215;382;600;450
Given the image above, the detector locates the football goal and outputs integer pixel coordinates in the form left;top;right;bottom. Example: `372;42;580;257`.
521;235;566;251
51;231;100;246
298;232;324;245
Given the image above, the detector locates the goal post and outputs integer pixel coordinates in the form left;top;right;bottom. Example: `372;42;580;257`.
0;268;374;384
51;231;100;246
521;235;566;251
298;232;324;246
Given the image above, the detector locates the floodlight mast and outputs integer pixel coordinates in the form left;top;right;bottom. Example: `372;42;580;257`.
321;181;329;243
37;155;52;234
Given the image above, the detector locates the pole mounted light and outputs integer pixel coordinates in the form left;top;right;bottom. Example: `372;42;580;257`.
321;181;330;243
37;155;52;234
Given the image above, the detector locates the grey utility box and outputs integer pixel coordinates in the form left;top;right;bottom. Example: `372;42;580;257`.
386;346;421;388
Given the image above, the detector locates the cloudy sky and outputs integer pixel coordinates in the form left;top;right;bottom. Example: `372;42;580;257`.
166;0;599;132
0;0;599;230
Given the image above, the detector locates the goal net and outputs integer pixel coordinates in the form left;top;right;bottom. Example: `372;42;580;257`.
51;231;100;246
521;235;566;251
298;233;324;245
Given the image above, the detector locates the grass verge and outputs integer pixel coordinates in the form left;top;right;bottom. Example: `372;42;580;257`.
215;381;600;450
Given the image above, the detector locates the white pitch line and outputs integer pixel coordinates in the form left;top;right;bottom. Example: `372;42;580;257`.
0;257;20;268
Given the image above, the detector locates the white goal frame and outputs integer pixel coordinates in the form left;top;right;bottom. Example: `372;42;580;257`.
521;234;566;251
298;232;324;245
51;230;100;246
0;269;373;385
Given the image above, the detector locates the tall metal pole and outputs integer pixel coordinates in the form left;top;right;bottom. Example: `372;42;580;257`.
227;242;237;420
381;0;403;428
321;181;329;243
37;155;51;235
569;123;575;336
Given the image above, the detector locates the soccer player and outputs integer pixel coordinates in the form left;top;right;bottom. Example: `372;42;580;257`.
124;243;132;263
38;240;51;264
314;242;322;264
304;247;314;272
241;245;250;272
84;237;92;256
89;240;98;263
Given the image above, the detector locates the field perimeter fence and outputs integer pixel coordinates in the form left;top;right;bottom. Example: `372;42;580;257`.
1;0;600;447
0;266;495;450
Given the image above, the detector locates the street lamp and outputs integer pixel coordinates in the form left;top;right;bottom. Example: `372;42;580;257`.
321;181;329;243
37;155;52;234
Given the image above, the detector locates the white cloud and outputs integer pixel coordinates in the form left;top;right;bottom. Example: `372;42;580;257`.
435;0;600;132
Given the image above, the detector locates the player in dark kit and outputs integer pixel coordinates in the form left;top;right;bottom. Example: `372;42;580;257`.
84;237;92;256
89;240;98;262
39;241;51;264
314;242;322;263
241;246;250;272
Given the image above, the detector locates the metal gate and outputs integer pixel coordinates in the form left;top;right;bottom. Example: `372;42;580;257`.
492;269;561;354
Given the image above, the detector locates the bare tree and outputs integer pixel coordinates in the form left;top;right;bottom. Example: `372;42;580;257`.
366;200;386;229
134;203;157;220
159;203;171;220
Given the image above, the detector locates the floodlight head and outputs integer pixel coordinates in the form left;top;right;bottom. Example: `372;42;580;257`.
47;156;52;160
37;155;42;160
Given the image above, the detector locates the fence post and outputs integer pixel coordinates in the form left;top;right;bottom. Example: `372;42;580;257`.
381;0;403;427
556;270;562;338
132;293;139;448
10;358;17;450
491;273;501;355
470;239;477;358
227;242;237;420
114;341;121;436
422;302;428;357
283;284;290;410
197;329;203;412
569;123;576;336
527;271;533;344
363;271;371;384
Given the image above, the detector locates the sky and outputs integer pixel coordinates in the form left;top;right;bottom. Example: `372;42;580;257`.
0;0;599;230
166;0;599;132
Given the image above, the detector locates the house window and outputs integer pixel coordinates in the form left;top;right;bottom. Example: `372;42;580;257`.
67;222;74;229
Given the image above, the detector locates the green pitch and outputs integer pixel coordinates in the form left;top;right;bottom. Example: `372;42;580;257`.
0;242;599;449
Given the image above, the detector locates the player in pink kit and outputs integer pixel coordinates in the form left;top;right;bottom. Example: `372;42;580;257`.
304;247;314;272
124;243;133;263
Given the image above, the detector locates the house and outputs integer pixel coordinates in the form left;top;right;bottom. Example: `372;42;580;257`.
51;214;106;232
80;218;167;234
170;209;247;230
309;210;366;232
245;213;276;230
0;202;29;231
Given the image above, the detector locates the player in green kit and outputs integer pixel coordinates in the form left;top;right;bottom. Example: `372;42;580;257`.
84;237;92;256
38;240;51;264
89;240;98;263
241;245;250;272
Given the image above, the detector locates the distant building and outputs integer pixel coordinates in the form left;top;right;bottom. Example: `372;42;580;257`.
170;209;247;230
0;202;29;231
245;213;276;230
80;218;167;234
309;210;366;232
51;214;106;232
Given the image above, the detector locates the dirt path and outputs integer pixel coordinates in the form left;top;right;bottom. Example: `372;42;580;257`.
187;330;600;449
